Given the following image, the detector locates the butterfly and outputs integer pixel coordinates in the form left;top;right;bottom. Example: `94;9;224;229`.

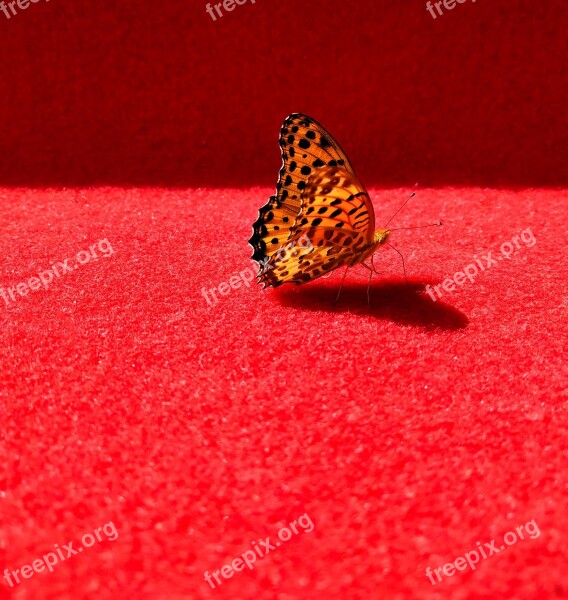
249;114;429;295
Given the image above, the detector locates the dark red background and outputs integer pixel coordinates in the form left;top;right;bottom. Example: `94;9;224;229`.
1;1;567;600
0;0;565;187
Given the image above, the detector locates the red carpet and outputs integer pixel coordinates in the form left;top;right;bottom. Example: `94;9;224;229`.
0;0;566;598
1;186;566;599
0;0;564;188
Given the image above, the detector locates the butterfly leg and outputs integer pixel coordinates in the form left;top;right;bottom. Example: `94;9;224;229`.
386;242;408;284
360;262;375;306
370;253;381;276
333;266;350;306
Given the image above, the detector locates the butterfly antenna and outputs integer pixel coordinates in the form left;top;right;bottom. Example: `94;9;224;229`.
384;192;416;228
389;222;442;232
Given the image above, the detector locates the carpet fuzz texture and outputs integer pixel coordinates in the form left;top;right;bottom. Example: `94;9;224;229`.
0;186;566;599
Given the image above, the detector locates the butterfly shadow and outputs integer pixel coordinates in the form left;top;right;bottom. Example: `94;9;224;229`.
274;278;469;330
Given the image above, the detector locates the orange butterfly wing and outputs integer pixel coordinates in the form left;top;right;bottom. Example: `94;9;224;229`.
250;114;359;262
250;114;376;287
293;166;375;248
259;166;376;287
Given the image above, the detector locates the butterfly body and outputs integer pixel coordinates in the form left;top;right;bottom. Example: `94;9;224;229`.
250;114;389;288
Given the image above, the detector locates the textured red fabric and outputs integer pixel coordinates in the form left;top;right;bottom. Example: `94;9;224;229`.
1;0;567;598
0;0;565;187
0;186;566;599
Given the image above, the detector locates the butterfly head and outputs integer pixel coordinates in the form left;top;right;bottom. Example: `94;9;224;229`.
373;228;391;246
